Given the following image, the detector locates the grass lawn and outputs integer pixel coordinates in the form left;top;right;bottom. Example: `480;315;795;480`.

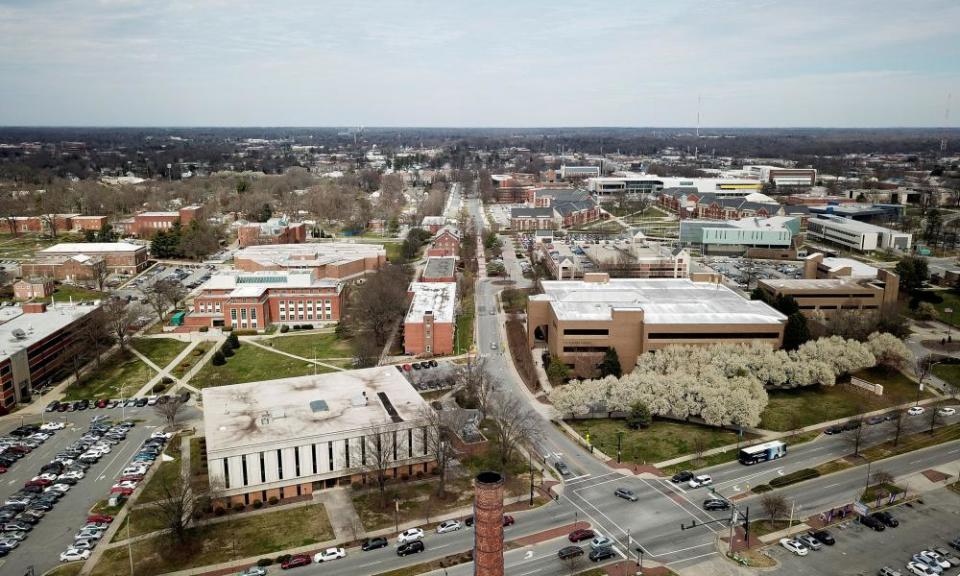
862;422;960;461
172;342;210;378
932;363;960;388
262;332;350;359
63;350;154;401
759;368;930;432
568;418;757;466
91;504;334;576
44;564;84;576
0;233;81;260
132;338;189;369
663;430;821;476
52;284;106;302
926;290;960;327
193;343;332;387
455;307;475;354
385;242;403;262
353;478;476;531
136;436;182;505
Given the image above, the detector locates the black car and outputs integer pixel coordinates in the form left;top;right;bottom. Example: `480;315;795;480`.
841;420;861;431
589;547;616;562
865;415;885;425
464;516;474;527
558;545;584;560
859;514;885;531
671;470;694;483
135;398;149;407
361;537;388;551
871;511;899;527
397;540;425;556
950;537;960;551
810;530;834;545
45;401;60;412
40;462;64;474
703;498;731;511
823;425;843;435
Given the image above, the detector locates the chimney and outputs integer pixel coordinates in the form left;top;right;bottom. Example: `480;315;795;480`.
23;302;47;314
473;472;505;576
583;272;610;284
803;252;824;279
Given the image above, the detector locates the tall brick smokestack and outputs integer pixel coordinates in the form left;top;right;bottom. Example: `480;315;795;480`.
473;471;505;576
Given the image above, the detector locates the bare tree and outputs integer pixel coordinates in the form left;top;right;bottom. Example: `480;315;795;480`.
143;282;170;322
871;469;895;487
155;398;186;427
419;405;468;498
348;264;411;346
363;425;397;508
150;471;203;545
846;416;867;457
78;308;111;369
693;435;707;466
156;277;187;310
892;409;907;447
914;354;935;398
760;493;789;521
457;356;494;417
487;392;540;476
92;262;109;291
103;298;139;351
39;213;60;237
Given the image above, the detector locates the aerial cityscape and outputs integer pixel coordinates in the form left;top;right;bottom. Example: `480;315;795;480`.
0;2;959;576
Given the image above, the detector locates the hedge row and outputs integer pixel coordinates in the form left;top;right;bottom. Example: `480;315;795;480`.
769;468;820;488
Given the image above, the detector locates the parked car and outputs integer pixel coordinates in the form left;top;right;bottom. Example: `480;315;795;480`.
238;568;267;576
590;536;613;550
279;554;311;569
860;514;886;531
436;520;461;534
796;534;821;551
780;538;808;556
86;514;113;524
397;540;425;556
568;528;595;542
824;425;844;435
865;415;885;425
877;567;903;576
911;554;944;574
60;548;91;562
557;545;584;560
871;510;899;527
614;488;638;502
938;407;957;417
906;562;939;576
313;547;346;562
688;474;713;488
361;537;388;551
908;406;926;416
920;550;952;570
589;547;616;562
932;547;960;567
397;527;424;544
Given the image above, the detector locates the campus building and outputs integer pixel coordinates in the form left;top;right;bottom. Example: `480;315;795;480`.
426;226;461;258
806;215;912;252
587;175;762;198
116;205;203;237
679;216;799;257
404;282;456;356
537;234;688;280
742;165;817;186
2;214;107;235
202;367;435;504
187;270;343;330
526;273;785;375
559;165;601;180
0;301;102;412
30;242;148;275
233;243;385;279
20;254;107;285
237;217;307;248
420;257;456;283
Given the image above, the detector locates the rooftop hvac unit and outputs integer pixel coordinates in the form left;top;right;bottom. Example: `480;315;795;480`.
11;328;27;340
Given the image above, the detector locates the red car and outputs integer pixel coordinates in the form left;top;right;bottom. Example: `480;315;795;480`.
110;487;134;496
96;399;109;408
25;479;52;488
0;466;7;474
87;514;114;524
402;364;412;372
280;554;311;569
118;475;144;483
568;528;595;542
503;515;515;527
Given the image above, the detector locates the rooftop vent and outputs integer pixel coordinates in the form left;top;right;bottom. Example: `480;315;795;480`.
377;391;403;423
11;328;26;340
350;391;369;407
309;400;329;413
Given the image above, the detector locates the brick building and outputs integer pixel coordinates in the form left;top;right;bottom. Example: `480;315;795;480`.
12;279;54;300
420;216;447;234
117;205;203;237
420;257;456;283
186;270;343;330
20;254;107;285
32;242;148;275
426;226;461;258
234;243;385;279
404;282;456;356
237;217;307;248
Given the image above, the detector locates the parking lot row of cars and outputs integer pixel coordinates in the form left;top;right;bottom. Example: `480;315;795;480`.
46;391;191;413
823;406;957;435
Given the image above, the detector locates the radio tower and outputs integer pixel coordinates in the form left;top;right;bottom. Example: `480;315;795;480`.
941;94;951;157
696;94;702;138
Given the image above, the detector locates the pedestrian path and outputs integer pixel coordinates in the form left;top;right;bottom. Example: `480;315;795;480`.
244;338;347;372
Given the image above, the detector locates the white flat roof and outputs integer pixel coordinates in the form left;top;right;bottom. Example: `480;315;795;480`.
406;282;456;323
0;302;101;360
820;257;878;278
202;367;431;454
235;243;384;269
812;215;907;235
42;242;144;254
535;278;785;324
760;278;870;290
200;270;339;297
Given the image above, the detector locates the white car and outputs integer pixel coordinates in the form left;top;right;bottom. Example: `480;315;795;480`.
111;481;138;490
122;466;149;476
59;470;84;480
436;520;462;534
921;550;951;569
937;407;957;417
907;561;940;576
780;538;808;556
71;539;97;551
908;406;926;416
33;473;59;482
591;536;613;550
397;528;425;544
147;396;159;406
75;529;103;541
151;431;174;440
45;483;71;494
30;432;52;441
60;548;91;562
40;422;66;431
313;547;346;562
688;474;713;488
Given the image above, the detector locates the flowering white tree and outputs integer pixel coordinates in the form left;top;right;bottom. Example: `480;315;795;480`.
866;332;913;371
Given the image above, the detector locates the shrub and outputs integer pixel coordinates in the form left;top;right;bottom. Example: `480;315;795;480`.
227;332;240;349
415;471;424;480
280;325;290;333
276;554;291;564
222;344;234;357
211;350;226;366
152;383;166;393
268;496;279;505
199;326;209;333
214;507;226;516
257;558;274;567
161;376;173;384
350;482;362;490
752;484;773;493
769;468;819;488
252;499;263;509
192;349;203;357
400;473;410;482
303;324;314;330
232;502;245;512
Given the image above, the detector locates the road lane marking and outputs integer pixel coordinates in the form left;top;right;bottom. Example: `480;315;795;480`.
822;482;843;489
666;550;719;565
571;475;624;492
649;480;720;534
517;570;542;576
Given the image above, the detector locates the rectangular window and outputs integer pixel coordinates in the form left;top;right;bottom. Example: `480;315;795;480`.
241;308;247;320
294;447;301;476
251;308;257;320
361;436;366;465
259;452;266;481
328;442;334;471
223;459;231;488
344;440;350;467
215;303;221;312
241;455;248;486
311;444;318;474
231;309;237;321
277;449;283;480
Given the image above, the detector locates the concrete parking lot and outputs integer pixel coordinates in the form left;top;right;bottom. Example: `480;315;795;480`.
0;403;195;575
770;487;960;576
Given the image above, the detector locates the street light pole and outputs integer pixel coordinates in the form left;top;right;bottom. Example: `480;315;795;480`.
528;451;534;506
616;430;624;464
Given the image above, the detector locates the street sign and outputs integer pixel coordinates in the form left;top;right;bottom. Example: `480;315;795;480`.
853;501;868;516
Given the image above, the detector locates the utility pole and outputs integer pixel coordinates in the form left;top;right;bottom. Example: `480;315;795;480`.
617;430;624;464
528;451;534;506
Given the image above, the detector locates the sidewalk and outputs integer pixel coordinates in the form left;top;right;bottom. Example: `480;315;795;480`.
245;338;346;372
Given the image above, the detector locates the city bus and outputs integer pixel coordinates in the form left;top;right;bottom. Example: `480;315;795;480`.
738;440;787;465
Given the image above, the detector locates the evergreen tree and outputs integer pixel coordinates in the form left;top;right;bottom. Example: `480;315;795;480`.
599;347;622;378
211;350;226;366
783;312;811;351
625;401;652;429
227;332;240;349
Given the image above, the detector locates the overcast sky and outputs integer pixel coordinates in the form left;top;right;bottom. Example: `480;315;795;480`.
1;0;958;127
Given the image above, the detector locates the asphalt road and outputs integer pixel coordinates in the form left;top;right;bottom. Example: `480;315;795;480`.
0;404;196;576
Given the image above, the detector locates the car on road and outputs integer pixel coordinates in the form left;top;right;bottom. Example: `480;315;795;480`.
614;487;638;502
688;474;713;488
397;527;424;544
280;554;311;569
313;547;346;562
589;547;616;562
502;515;515;527
558;545;583;560
397;540;425;556
871;510;899;527
436;520;462;533
865;415;885;425
878;567;903;576
908;406;926;416
907;562;939;576
490;342;497;350
703;498;730;511
568;528;595;542
238;568;267;576
780;538;808;556
553;460;571;476
796;534;821;551
671;470;694;483
361;537;388;551
860;514;886;531
60;548;91;562
938;407;957;417
590;536;613;550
